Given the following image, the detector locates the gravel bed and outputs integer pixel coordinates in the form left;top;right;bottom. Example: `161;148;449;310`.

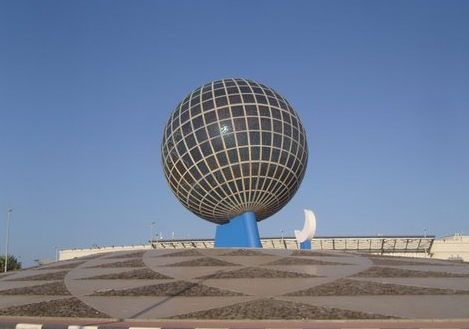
90;280;246;297
0;273;15;280
221;249;269;256
265;257;348;266
166;257;241;267
36;261;85;270
79;253;106;260
197;266;317;279
104;251;147;259
158;249;202;257
370;257;439;266
86;258;146;268
353;266;469;278
171;297;394;319
290;250;341;257
369;255;465;266
79;268;173;280
0;297;110;318
285;278;469;296
5;270;69;281
0;281;71;295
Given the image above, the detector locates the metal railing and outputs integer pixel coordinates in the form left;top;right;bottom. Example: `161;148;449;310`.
149;235;435;254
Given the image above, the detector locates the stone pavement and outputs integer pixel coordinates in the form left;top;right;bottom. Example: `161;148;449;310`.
1;248;469;327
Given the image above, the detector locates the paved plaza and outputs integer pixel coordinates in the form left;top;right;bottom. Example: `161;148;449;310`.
1;248;469;327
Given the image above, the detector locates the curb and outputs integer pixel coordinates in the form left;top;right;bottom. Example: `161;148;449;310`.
0;324;194;329
1;321;469;329
0;323;212;329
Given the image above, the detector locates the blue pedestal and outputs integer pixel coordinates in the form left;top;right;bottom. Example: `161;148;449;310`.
300;240;311;250
215;212;262;248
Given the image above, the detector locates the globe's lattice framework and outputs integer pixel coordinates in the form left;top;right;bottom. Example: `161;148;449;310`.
161;78;308;225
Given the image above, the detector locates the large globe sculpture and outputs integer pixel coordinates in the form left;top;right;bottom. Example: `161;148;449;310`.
161;78;308;229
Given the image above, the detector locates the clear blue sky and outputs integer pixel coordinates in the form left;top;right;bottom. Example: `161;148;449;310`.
1;0;468;267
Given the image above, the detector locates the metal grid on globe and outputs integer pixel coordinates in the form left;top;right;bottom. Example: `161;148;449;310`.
161;78;308;224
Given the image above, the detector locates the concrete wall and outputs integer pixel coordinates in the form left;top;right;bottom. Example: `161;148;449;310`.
59;245;151;260
430;234;469;261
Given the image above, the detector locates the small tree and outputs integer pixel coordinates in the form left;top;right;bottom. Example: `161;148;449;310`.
0;255;22;272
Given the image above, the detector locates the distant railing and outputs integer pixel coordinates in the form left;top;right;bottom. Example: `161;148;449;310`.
149;235;435;254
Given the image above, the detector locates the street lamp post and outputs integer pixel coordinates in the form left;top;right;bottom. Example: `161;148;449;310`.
5;209;12;273
150;222;155;248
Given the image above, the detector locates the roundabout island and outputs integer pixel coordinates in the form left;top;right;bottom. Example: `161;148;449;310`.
1;248;469;327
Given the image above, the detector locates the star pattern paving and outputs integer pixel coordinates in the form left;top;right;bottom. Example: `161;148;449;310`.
1;248;469;319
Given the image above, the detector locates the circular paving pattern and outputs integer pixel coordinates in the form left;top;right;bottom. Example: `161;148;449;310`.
1;249;469;319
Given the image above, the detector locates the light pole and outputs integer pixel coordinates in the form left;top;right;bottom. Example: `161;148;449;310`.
5;209;12;273
150;222;155;247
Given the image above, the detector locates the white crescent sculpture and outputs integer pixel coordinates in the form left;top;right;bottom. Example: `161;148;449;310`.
294;209;316;243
